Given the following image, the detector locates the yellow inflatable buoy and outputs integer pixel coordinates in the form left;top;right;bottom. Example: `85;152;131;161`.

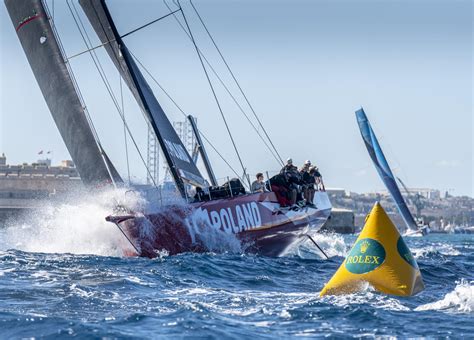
320;202;424;297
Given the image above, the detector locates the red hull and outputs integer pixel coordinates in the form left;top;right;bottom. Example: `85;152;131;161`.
108;192;332;257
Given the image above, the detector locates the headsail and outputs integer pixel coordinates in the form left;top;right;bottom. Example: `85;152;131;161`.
4;0;122;186
79;0;207;197
355;108;418;231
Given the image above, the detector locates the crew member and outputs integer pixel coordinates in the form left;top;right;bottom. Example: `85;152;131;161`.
301;160;311;172
280;158;298;174
280;158;299;206
313;166;325;191
306;167;317;206
251;173;267;193
300;160;312;204
269;173;291;207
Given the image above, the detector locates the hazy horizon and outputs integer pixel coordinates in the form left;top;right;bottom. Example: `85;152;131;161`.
1;0;472;197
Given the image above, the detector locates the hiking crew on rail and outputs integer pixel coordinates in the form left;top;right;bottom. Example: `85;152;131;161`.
194;158;325;208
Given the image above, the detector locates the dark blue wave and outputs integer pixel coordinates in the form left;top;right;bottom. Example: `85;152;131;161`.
0;234;472;338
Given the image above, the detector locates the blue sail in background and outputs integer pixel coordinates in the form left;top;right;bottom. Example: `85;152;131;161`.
355;108;418;232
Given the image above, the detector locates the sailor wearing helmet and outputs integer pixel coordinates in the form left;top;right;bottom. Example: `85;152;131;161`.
301;159;311;172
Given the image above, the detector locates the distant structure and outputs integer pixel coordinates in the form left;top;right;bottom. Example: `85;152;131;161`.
147;119;197;184
381;188;440;200
326;188;350;198
0;153;81;221
146;125;159;185
173;120;196;156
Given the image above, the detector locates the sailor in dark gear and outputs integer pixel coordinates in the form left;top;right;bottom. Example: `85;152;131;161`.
268;173;291;207
280;158;300;206
305;167;317;206
280;158;298;174
301;160;311;172
300;160;312;204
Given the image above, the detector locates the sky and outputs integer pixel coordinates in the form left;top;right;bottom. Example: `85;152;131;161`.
0;0;472;197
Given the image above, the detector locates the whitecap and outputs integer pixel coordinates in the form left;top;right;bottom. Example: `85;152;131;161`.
320;285;411;312
293;232;349;259
415;279;474;313
411;243;461;259
0;187;142;257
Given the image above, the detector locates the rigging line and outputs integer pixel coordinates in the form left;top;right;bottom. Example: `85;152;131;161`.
163;0;282;166
67;37;112;60
129;50;244;183
82;0;241;184
67;0;159;189
85;3;170;191
67;8;181;60
71;1;116;108
70;0;158;189
121;8;181;38
190;0;284;165
120;76;131;184
44;0;117;187
178;0;250;188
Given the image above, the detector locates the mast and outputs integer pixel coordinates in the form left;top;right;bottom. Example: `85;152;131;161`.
79;0;207;198
4;0;122;186
355;108;419;232
187;115;217;186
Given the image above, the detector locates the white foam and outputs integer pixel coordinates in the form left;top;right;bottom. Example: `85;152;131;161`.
0;188;142;256
412;243;461;259
294;232;348;259
311;233;348;257
319;284;410;311
322;286;410;311
0;187;242;257
415;279;474;313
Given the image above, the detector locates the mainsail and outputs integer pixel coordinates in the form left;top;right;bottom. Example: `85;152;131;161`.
79;0;207;197
4;0;122;186
355;108;418;231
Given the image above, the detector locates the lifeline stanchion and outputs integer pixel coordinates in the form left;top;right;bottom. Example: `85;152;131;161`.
227;176;233;197
266;171;272;192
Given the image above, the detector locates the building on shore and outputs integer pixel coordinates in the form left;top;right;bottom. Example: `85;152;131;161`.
0;154;82;222
380;187;441;200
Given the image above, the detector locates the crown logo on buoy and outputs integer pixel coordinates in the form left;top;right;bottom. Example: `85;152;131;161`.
360;240;370;254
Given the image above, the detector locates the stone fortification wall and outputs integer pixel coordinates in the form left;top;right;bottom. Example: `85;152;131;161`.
322;208;355;234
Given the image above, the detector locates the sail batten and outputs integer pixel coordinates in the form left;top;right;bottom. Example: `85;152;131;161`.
355;108;418;231
79;0;207;197
4;0;122;186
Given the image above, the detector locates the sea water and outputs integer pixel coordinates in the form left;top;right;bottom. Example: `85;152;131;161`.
0;190;472;338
